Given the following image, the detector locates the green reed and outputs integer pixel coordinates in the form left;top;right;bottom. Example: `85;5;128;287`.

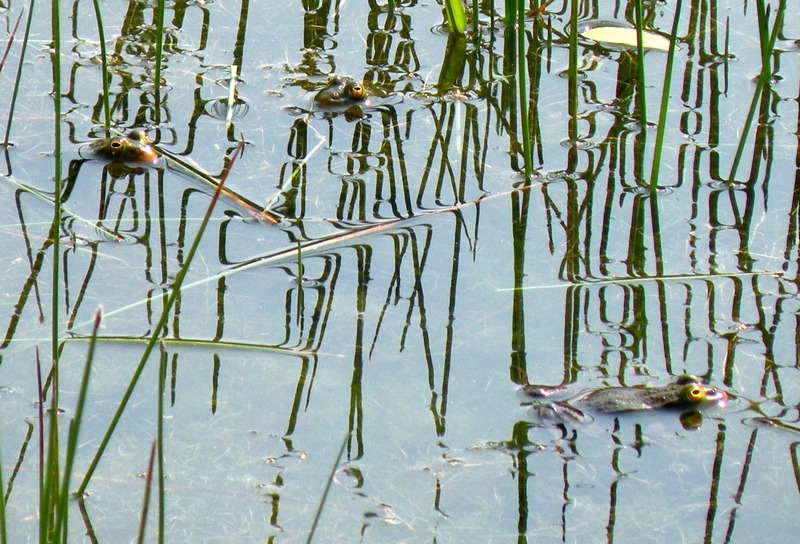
90;0;111;133
443;0;466;35
727;0;784;182
41;0;63;538
52;310;102;540
0;447;6;543
154;0;165;125
633;0;647;126
2;1;34;147
77;137;246;496
515;0;532;179
305;432;350;544
136;441;158;544
157;344;167;544
649;0;683;187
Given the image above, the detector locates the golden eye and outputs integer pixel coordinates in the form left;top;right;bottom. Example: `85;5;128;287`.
682;384;706;404
348;83;365;99
109;139;127;155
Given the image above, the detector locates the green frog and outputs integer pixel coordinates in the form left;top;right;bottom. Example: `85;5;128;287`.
522;374;728;427
312;75;368;109
82;130;160;165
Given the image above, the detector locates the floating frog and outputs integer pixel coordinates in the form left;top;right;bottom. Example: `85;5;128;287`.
312;75;367;109
522;374;728;428
82;130;160;165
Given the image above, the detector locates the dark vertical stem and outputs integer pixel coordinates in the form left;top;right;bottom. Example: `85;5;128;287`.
154;0;165;126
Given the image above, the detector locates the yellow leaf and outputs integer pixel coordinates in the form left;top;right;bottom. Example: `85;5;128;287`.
581;26;673;52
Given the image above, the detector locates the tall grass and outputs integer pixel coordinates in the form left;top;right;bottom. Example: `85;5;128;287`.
727;0;785;182
90;0;111;133
77;137;246;496
42;0;63;539
649;0;683;188
30;0;194;540
443;0;466;35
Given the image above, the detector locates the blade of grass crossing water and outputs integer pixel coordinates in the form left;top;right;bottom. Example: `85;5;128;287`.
305;432;349;544
649;0;682;187
77;138;247;495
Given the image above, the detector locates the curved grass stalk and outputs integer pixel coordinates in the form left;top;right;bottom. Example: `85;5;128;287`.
69;181;543;332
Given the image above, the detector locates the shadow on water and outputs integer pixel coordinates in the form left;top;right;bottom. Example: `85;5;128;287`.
0;0;799;541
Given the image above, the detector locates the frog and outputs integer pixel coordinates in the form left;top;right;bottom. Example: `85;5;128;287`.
82;130;160;165
522;374;728;428
312;75;368;109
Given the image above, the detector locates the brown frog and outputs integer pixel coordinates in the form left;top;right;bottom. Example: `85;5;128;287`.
83;130;160;165
312;75;368;109
522;374;728;428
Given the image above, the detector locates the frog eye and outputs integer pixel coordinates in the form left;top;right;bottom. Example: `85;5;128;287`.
348;83;366;99
682;384;706;404
109;138;128;155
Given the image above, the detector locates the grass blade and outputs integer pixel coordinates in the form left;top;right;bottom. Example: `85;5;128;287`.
633;0;647;125
154;0;165;125
649;0;683;187
0;9;23;72
305;432;349;544
53;309;102;538
443;0;466;35
136;441;158;544
3;0;36;149
727;0;784;182
77;137;247;495
90;0;111;132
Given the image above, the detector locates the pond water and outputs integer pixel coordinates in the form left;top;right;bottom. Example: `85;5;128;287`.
0;0;799;542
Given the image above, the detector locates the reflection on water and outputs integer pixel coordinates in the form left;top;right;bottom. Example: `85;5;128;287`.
0;0;799;541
